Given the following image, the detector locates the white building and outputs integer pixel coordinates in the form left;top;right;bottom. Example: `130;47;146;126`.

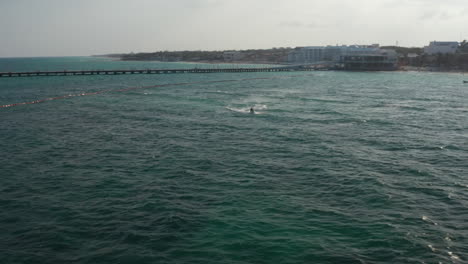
302;46;325;63
287;45;395;64
288;46;342;64
424;41;458;55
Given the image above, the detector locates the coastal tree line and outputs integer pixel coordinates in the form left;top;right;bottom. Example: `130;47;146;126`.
118;48;292;64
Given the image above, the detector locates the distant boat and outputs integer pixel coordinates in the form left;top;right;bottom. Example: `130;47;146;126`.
464;80;468;83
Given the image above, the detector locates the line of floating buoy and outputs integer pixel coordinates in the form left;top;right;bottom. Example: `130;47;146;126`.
0;74;312;109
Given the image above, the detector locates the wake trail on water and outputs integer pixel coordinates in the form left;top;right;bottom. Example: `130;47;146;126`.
226;104;267;115
0;74;312;109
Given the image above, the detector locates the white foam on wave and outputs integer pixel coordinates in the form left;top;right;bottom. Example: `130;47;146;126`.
253;104;268;110
422;215;438;225
226;107;248;113
448;251;461;261
214;90;236;94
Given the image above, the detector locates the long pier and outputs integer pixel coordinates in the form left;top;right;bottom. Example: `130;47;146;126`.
0;66;323;78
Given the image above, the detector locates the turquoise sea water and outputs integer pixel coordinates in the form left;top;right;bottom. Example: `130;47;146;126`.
1;57;467;263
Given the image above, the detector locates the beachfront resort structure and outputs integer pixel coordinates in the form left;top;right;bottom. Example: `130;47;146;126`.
287;45;398;71
423;41;459;55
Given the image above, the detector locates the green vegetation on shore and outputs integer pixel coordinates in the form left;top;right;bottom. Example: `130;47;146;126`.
104;48;292;64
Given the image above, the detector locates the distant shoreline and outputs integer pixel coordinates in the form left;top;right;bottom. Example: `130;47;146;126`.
121;59;284;66
399;66;468;74
96;55;283;66
94;55;468;73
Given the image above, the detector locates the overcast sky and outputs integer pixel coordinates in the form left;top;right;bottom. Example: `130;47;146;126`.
1;0;467;57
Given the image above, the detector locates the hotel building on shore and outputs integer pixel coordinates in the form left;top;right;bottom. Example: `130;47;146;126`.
423;41;459;55
287;44;398;71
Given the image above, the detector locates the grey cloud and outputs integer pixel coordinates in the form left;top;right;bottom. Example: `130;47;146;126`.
438;12;452;20
419;7;462;21
279;21;304;27
419;10;437;20
279;20;324;29
384;0;466;8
